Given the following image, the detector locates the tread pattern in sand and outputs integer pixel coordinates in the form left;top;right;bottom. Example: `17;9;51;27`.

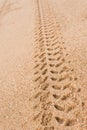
32;0;86;129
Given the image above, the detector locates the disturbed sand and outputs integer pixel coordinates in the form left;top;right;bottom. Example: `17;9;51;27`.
0;0;87;130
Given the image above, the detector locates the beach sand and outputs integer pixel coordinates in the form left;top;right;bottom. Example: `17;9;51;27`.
0;0;87;130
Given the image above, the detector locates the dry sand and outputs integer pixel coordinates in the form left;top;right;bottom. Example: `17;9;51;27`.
0;0;87;130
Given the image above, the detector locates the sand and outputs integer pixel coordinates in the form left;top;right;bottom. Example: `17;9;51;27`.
0;0;87;130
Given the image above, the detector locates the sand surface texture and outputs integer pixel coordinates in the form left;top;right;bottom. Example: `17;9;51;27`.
0;0;87;130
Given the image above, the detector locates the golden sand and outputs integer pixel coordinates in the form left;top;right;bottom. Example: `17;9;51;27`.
0;0;87;130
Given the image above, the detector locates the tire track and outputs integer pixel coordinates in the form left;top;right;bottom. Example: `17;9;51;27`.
32;0;86;129
0;0;20;20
